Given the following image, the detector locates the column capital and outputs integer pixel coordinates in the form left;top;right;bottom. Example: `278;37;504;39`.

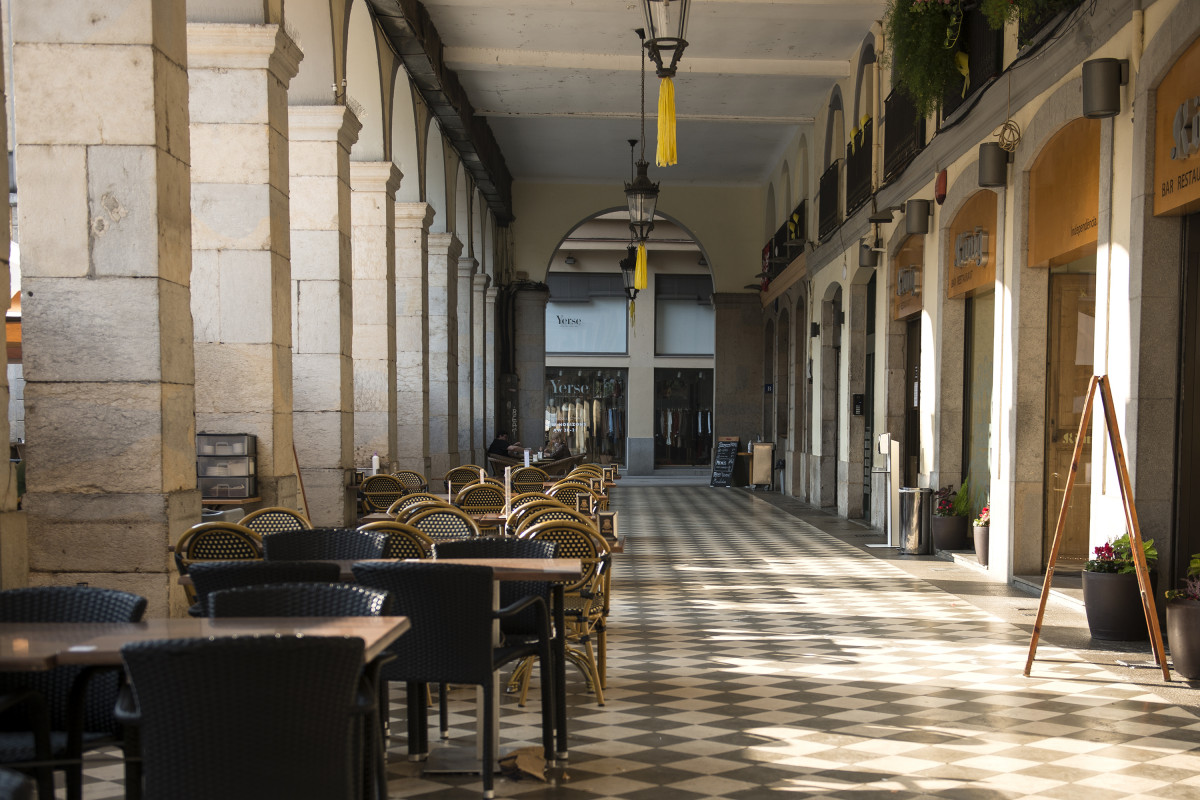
473;273;491;291
428;232;464;261
187;23;302;84
485;286;499;302
288;104;362;151
457;256;479;279
350;161;403;197
395;202;435;230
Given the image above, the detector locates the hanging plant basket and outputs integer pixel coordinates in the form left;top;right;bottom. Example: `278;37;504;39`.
884;0;965;119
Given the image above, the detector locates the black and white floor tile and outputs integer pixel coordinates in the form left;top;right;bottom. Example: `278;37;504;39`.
73;486;1200;798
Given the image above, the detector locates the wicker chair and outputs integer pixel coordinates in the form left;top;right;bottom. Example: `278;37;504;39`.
406;506;481;542
262;528;388;561
239;506;312;534
443;466;483;497
0;768;32;800
453;484;505;535
350;562;554;798
117;636;372;800
0;587;147;800
516;520;610;705
515;506;598;536
510;466;549;494
207;583;392;618
185;560;343;617
546;482;600;513
361;474;406;513
386;492;446;517
505;499;570;537
391;469;428;494
358;521;435;559
173;523;263;605
394;500;452;524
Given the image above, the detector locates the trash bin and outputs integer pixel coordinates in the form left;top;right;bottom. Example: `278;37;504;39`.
898;487;933;555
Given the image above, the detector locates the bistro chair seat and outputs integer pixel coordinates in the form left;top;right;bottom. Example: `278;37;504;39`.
239;506;312;534
262;528;387;561
0;587;147;800
185;560;343;617
406;507;481;542
361;475;406;514
117;636;372;800
357;521;435;559
390;469;428;494
386;493;447;517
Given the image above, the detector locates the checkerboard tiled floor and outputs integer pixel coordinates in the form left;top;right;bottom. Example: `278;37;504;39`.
73;485;1200;798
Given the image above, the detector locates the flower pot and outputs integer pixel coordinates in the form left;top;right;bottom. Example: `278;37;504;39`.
931;515;970;551
1082;570;1159;641
973;525;989;567
1167;598;1200;680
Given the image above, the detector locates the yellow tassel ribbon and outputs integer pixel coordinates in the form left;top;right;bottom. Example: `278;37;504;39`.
955;51;970;98
656;77;677;167
635;243;648;290
629;299;636;326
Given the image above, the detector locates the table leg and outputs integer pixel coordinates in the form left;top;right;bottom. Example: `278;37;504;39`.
553;584;568;759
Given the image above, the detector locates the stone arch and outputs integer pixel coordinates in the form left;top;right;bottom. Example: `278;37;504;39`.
345;1;385;161
822;86;845;170
425;119;448;233
391;80;421;202
287;0;350;105
472;190;486;273
851;36;876;134
454;166;471;251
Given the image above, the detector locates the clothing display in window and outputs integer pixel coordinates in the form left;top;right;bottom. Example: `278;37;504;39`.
544;369;627;466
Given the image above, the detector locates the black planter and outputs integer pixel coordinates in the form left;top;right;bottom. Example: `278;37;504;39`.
1167;599;1200;680
973;525;989;567
931;515;970;551
1082;570;1158;641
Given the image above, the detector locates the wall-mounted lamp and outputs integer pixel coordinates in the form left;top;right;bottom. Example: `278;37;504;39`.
978;142;1011;188
905;199;931;236
1082;58;1129;119
564;253;577;265
869;205;901;224
859;240;879;268
697;255;707;267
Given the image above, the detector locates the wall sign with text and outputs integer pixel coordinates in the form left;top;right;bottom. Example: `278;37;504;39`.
1155;36;1200;217
946;190;997;298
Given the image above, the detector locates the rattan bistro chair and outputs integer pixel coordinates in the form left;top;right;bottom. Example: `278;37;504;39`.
504;499;568;537
361;474;406;513
0;587;148;800
546;482;599;513
406;506;481;542
394;500;452;525
173;523;263;605
510;466;549;494
443;466;483;498
357;521;435;559
391;469;428;494
386;492;446;517
117;636;372;800
262;528;387;561
185;560;343;617
350;562;554;799
239;506;312;534
515;506;598;536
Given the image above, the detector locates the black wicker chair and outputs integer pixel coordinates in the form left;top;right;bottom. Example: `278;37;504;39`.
350;562;554;799
0;586;147;800
206;583;392;619
185;561;343;617
0;767;32;800
262;528;387;561
117;636;370;800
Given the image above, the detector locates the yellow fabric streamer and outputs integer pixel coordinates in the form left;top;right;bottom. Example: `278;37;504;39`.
635;243;648;290
656;77;677;167
955;51;970;98
629;299;636;326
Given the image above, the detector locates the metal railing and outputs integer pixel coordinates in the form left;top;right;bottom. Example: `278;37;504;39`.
845;119;872;216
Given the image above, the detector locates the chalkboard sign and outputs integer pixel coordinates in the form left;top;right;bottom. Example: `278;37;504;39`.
710;439;739;487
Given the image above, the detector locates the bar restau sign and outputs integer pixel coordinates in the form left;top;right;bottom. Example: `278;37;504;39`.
1155;36;1200;217
947;190;997;299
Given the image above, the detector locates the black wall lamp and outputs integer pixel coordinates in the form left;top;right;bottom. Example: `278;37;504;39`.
1082;58;1129;119
978;142;1011;187
619;244;639;301
905;199;932;236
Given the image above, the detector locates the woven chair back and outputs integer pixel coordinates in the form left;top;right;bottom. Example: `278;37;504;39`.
387;492;445;515
454;483;504;513
207;583;392;618
391;469;428;493
547;483;597;509
262;528;387;561
444;466;484;497
516;506;598;536
407;506;481;541
238;506;311;534
174;524;263;603
518;520;607;594
187;561;342;616
120;636;365;800
361;474;406;512
395;500;452;523
358;521;435;559
510;466;549;494
504;499;568;536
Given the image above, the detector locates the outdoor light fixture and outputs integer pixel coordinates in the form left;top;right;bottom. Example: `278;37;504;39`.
564;253;577;265
859;240;879;268
623;30;657;297
905;199;932;236
978;142;1010;187
869;205;901;224
619;244;639;301
641;0;690;166
1082;58;1129;119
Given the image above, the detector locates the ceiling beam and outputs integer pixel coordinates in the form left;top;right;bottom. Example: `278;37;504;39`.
471;109;814;124
444;47;851;78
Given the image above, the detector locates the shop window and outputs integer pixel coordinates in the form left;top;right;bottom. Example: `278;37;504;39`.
654;369;714;467
655;275;714;356
544;368;627;466
545;273;627;355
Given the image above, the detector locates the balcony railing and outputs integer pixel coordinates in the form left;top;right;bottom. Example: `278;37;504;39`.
845;119;872;216
787;199;806;247
883;88;924;184
818;160;841;241
941;5;1003;120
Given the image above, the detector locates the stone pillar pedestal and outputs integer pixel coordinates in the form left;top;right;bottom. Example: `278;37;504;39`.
514;286;549;454
472;273;490;464
457;257;477;464
484;285;499;440
351;162;402;479
427;233;463;477
13;1;199;615
287;105;361;525
189;21;302;516
395;203;434;473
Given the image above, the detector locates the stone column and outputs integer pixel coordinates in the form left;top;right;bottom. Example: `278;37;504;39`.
427;233;462;476
0;17;23;590
472;273;490;467
189;22;302;514
713;293;765;452
456;256;477;463
484;284;499;440
394;203;434;473
513;285;549;454
287;105;360;526
13;0;197;615
351;163;402;479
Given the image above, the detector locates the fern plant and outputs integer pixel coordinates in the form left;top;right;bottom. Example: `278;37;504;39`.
883;0;964;119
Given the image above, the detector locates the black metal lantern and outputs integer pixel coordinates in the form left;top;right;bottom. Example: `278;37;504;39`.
641;0;690;78
625;159;659;242
620;244;639;301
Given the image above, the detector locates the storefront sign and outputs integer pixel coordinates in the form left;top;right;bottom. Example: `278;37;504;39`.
545;297;627;354
1155;36;1200;216
891;235;924;321
1028;117;1100;267
947;191;997;298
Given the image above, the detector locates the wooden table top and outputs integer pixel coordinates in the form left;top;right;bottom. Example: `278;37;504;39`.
0;616;411;670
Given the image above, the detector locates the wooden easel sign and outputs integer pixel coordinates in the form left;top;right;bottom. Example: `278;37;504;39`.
1024;375;1170;680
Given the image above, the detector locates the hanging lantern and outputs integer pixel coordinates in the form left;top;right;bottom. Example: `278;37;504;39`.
625;159;659;243
619;245;639;301
641;0;690;166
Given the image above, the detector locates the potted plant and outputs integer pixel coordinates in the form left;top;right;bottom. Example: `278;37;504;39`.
972;503;990;567
931;476;971;551
1082;533;1159;641
883;0;965;119
1165;553;1200;680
